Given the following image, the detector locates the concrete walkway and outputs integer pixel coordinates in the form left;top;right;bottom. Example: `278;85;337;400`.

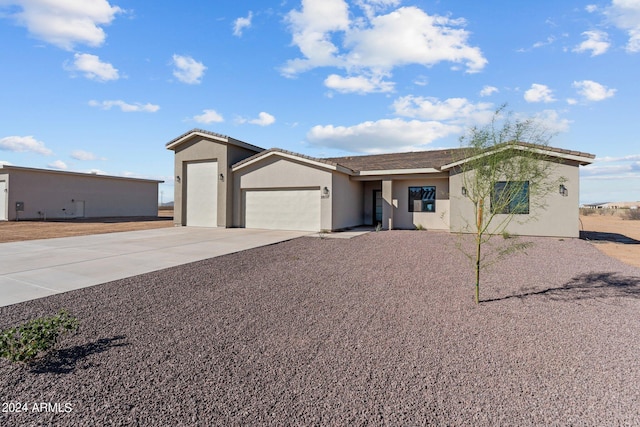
0;227;309;308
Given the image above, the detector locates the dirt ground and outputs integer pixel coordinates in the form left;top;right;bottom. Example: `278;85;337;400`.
0;210;173;243
580;210;640;268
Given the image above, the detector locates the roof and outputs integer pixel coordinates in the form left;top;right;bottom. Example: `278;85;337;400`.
231;148;355;174
165;128;264;153
0;165;164;183
231;142;596;176
325;148;468;172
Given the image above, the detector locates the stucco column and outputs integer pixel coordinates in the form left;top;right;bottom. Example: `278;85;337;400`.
382;178;394;230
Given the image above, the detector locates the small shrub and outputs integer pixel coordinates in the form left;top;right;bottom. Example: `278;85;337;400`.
627;208;640;220
0;310;79;363
579;208;595;216
501;230;513;239
375;223;382;232
415;224;426;231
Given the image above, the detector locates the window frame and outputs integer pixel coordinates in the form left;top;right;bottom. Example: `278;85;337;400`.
491;181;530;215
408;186;436;213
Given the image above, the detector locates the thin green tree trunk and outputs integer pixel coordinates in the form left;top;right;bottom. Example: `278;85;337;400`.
475;200;484;304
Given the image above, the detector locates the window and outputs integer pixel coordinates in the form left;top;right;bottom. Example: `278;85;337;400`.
492;181;529;214
408;186;436;212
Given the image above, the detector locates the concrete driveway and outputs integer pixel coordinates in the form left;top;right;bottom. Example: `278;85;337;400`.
0;227;309;307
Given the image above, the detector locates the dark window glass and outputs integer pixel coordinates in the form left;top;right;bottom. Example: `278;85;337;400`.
408;186;436;212
491;181;529;214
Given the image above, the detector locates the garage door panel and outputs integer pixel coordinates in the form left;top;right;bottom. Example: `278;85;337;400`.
186;161;217;227
245;189;320;232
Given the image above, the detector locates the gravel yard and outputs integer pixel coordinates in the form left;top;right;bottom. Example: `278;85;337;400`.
1;230;639;426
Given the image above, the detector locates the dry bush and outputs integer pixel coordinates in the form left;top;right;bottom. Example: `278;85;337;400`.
626;209;640;220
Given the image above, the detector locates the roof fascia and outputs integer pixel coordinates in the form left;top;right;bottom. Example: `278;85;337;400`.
232;151;354;175
356;167;442;176
166;131;262;153
441;144;595;170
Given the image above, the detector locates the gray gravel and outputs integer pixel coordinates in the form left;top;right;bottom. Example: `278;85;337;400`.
1;230;640;426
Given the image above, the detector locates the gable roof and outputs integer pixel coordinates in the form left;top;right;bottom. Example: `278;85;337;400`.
231;148;356;174
165;128;264;153
440;142;595;170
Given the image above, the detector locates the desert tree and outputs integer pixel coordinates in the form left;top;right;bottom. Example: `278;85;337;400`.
452;107;566;304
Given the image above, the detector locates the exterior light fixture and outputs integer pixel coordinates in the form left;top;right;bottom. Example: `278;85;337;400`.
559;184;568;196
175;176;181;183
322;187;330;198
462;186;467;196
219;173;224;182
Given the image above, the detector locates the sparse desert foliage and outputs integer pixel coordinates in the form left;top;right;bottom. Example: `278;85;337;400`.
456;106;566;303
0;310;79;363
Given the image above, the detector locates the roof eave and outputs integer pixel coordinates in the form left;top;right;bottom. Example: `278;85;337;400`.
165;129;264;153
441;145;595;170
232;151;354;175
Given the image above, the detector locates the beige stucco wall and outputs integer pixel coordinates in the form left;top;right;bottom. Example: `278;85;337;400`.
331;173;363;229
391;177;450;230
449;159;581;238
233;156;335;230
172;136;258;227
2;168;159;220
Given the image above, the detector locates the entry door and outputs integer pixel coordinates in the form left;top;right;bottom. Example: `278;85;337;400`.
0;181;6;221
186;161;218;227
373;190;382;225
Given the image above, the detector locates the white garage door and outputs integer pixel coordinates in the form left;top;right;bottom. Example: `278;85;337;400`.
186;161;218;227
245;189;321;232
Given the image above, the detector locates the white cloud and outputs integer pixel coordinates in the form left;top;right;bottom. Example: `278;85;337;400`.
530;110;572;133
524;83;556;103
237;112;276;126
89;100;160;112
0;135;52;155
573;30;610;56
586;4;599;13
172;54;206;84
48;160;67;170
71;150;104;161
324;73;394;93
282;1;486;93
68;53;119;81
392;96;495;125
192;109;224;124
233;11;253;37
1;0;123;50
307;118;462;153
572;80;616;101
479;85;498;97
355;0;400;18
605;0;640;52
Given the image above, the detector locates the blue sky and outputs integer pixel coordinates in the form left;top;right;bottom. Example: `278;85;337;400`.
1;0;639;204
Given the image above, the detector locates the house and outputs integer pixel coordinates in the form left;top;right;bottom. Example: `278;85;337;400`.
167;129;595;238
0;165;162;221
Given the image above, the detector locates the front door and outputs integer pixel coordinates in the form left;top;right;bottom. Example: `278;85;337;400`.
373;190;382;226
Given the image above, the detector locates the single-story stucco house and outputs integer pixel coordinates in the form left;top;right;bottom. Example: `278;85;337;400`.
166;129;595;238
0;165;162;221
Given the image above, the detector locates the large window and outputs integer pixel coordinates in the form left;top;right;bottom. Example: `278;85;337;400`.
408;186;436;213
492;181;529;214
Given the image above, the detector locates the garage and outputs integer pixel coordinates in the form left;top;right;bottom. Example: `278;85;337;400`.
244;188;320;232
186;161;218;227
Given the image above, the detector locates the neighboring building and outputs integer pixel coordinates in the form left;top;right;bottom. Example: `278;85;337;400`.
167;129;595;237
582;201;639;209
0;165;162;221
